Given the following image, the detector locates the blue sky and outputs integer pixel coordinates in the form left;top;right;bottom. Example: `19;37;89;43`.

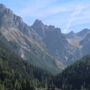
0;0;90;33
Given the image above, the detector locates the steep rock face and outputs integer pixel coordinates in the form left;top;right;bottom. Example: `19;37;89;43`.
0;4;64;74
32;20;82;65
32;20;65;54
32;20;90;65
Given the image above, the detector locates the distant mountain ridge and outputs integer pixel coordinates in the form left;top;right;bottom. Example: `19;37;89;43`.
65;28;90;48
65;29;90;59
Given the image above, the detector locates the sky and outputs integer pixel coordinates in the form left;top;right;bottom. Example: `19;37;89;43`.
0;0;90;33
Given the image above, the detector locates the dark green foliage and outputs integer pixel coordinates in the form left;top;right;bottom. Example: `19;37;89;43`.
54;55;90;90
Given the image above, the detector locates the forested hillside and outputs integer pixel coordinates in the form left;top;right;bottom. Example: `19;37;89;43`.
0;36;54;90
54;55;90;90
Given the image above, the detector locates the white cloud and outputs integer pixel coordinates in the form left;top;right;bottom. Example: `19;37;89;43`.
18;0;57;17
63;3;90;33
63;5;85;33
17;0;90;33
32;6;67;17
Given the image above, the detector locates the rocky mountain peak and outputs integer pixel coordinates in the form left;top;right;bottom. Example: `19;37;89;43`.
47;25;61;32
33;19;44;26
69;31;75;35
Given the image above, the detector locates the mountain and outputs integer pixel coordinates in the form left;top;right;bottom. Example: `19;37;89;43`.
32;19;90;66
54;55;90;90
32;20;72;65
32;20;67;56
32;20;85;65
0;4;64;74
0;3;90;74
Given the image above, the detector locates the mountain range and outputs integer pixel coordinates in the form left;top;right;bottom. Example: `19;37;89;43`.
0;4;90;74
